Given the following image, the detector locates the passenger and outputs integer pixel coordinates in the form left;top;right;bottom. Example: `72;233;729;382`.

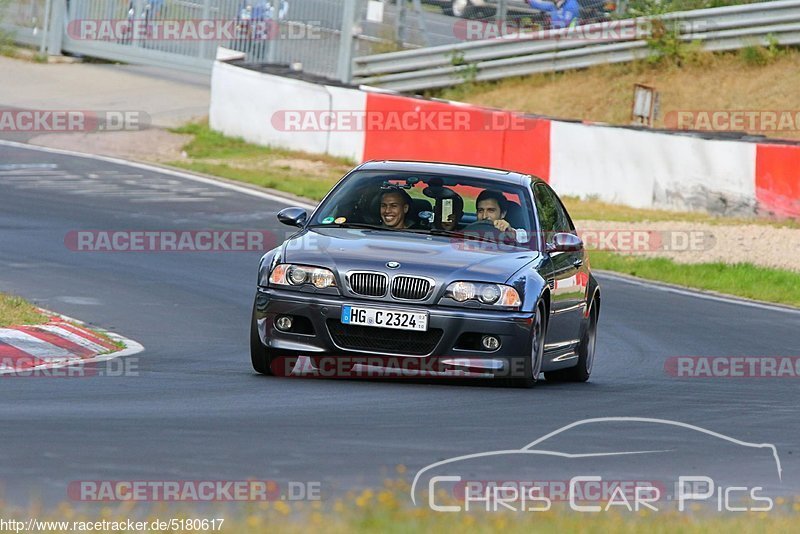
379;188;417;229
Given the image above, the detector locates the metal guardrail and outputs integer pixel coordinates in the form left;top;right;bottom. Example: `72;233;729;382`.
353;0;800;92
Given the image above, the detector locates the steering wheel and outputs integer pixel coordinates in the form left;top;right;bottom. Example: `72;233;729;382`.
464;219;497;229
462;219;502;240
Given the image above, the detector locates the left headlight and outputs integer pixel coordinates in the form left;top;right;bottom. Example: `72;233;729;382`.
265;264;337;289
442;281;521;308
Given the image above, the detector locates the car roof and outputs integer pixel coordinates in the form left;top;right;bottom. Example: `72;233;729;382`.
356;160;545;187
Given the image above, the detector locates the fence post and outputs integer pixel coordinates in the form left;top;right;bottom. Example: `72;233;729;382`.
395;0;406;46
496;0;508;31
199;0;210;59
267;0;282;63
337;0;357;83
46;0;64;55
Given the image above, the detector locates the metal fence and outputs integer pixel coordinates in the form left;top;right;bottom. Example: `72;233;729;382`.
1;0;363;78
61;0;351;76
1;0;454;80
352;0;800;91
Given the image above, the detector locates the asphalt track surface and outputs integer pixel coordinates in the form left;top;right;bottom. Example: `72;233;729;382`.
1;140;799;509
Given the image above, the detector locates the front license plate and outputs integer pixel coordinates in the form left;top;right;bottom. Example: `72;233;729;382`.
341;305;428;332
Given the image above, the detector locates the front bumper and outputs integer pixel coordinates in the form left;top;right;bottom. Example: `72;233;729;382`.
255;287;536;374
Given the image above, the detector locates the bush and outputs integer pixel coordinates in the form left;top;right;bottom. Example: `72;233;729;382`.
739;35;784;66
646;18;703;67
740;45;768;66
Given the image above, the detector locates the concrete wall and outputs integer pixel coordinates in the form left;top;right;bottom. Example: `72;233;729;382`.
549;122;757;216
210;61;366;162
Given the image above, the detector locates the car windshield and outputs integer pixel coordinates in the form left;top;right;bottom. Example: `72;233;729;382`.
308;170;537;250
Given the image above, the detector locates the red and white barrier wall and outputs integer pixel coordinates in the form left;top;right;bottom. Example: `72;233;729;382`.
209;59;799;218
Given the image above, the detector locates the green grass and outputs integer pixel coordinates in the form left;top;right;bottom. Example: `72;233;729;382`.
168;123;353;201
562;196;800;228
590;252;800;307
0;292;47;327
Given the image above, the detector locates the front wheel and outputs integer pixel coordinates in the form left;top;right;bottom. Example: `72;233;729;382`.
505;301;546;388
545;302;598;383
250;300;299;376
250;300;275;374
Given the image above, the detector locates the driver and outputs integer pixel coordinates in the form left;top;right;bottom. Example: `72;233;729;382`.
476;190;516;232
475;190;528;244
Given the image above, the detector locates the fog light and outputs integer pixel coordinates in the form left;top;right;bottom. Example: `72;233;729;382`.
481;335;500;351
275;315;293;331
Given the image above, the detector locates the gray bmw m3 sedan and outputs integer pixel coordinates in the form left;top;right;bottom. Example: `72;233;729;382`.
251;160;600;387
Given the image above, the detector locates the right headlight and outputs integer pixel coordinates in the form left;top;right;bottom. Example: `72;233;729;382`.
442;282;521;308
265;264;337;289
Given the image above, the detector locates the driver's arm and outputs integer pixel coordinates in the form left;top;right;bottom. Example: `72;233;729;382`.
493;219;528;244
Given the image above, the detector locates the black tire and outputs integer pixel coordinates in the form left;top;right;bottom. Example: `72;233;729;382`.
250;300;274;375
504;301;546;388
545;301;598;383
250;299;301;376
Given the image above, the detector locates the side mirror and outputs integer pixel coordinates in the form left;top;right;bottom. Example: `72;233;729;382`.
277;207;308;228
547;232;583;253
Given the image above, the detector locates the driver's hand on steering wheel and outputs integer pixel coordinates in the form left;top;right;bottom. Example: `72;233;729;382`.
492;219;512;232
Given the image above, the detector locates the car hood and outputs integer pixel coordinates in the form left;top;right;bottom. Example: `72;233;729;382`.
281;228;539;284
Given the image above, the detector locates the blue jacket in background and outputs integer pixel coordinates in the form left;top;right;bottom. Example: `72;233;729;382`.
527;0;581;29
